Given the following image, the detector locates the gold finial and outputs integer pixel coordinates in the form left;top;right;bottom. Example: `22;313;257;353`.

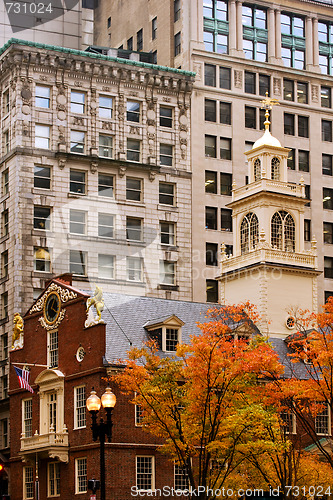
260;92;279;132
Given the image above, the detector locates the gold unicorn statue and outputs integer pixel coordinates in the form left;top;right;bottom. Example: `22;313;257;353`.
86;285;104;323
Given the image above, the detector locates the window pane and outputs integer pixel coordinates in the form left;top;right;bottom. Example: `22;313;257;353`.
205;64;216;86
219;67;231;89
205;99;216;122
98;174;114;197
205;171;217;194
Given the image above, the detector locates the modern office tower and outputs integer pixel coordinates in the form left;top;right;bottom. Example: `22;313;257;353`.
0;38;193;461
0;0;93;49
95;0;333;305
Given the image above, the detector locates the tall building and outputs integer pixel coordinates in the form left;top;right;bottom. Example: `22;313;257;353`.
0;38;193;463
95;0;333;305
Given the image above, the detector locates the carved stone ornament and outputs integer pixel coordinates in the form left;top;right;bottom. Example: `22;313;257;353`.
11;313;24;350
29;283;77;314
58;158;66;169
273;77;282;96
85;286;105;328
90;161;98;174
102;122;113;131
21;86;32;102
234;70;242;89
149;170;156;182
39;310;66;330
119;166;127;177
311;85;319;103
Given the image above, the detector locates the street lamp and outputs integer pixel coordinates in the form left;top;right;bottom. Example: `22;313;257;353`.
86;387;116;500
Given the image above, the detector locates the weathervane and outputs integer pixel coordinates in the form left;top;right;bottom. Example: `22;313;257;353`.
260;92;279;131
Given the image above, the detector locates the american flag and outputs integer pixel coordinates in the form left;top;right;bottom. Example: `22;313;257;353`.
13;366;34;393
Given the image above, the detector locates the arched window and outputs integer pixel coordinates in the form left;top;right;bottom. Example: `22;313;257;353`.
240;212;259;254
271;157;280;180
271;211;295;252
254;158;261;181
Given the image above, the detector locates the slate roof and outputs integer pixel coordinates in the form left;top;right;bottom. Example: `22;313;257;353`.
269;337;311;379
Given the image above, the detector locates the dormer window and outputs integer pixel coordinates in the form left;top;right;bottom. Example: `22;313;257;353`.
144;315;185;352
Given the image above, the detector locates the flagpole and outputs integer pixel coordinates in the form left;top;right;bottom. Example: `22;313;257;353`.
10;362;47;368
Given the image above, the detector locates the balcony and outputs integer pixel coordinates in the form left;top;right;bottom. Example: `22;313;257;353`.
231;179;305;204
20;428;69;463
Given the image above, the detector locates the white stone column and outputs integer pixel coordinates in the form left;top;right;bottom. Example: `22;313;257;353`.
236;0;244;54
313;17;319;67
268;8;276;62
306;16;314;69
229;0;237;55
275;9;282;60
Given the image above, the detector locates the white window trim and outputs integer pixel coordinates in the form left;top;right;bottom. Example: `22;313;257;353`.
48;462;60;497
135;455;155;492
34;369;65;436
281;410;296;435
162;326;181;352
75;457;87;494
23;466;34;500
315;402;332;436
22;398;33;438
74;385;86;430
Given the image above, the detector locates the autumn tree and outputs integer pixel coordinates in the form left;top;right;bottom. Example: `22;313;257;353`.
115;303;284;498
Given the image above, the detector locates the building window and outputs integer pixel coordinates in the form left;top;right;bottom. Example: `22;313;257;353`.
322;120;332;142
160;261;175;285
219;66;231;89
298;116;309;138
98;213;114;238
34;247;51;272
98;174;114;198
3;90;9;115
23;399;32;437
2;169;8;195
136;456;154;491
206;207;217;230
34;166;51;189
24;466;34;500
205;171;217;194
1;418;8;448
205;135;216;158
205;99;216;122
206;242;218;266
174;32;181;55
322;87;331;108
1;251;8;279
74;386;86;429
127;101;140;122
3;130;9;154
160;222;175;246
2;209;8;237
152;51;157;64
315;402;331;435
287;149;295;170
281;411;296;434
305;185;310;207
160;106;173;128
107;16;111;28
319;21;333;75
35;125;50;149
99;135;113;158
204;64;216;86
220;137;231;160
126;217;142;241
70;131;85;154
75;458;87;494
203;1;228;53
71;91;85;114
297;82;308;104
174;463;188;491
48;331;58;369
126;178;142;201
34;207;51;231
284;113;295;135
220;173;232;195
206;279;218;303
298;150;309;172
98;254;115;279
240;212;259;254
271;211;295;252
245;71;256;94
220;102;231;125
304;219;311;242
99;95;113;119
174;0;180;21
1;373;7;398
245;106;256;128
135;403;144;426
127;139;140;162
221;208;232;231
137;28;143;51
69;210;86;235
325;257;333;278
259;74;270;96
283;79;294;101
159;183;175;205
323;154;333;176
281;14;305;69
70;170;86;194
324;222;333;244
48;462;60;497
160;144;173;166
242;5;267;61
127;257;143;281
152;17;157;39
127;37;133;50
35;85;50;108
69;250;87;276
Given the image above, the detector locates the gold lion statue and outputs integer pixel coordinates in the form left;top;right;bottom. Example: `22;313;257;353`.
12;313;24;349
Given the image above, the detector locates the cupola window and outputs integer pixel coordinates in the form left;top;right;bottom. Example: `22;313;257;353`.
240;212;259;254
271;211;295;252
254;158;261;181
271;157;280;180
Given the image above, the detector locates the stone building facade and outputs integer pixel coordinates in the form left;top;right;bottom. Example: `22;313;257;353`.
95;0;333;305
0;38;193;461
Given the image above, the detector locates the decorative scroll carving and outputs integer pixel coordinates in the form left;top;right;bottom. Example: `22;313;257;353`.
39;310;66;330
29;284;77;314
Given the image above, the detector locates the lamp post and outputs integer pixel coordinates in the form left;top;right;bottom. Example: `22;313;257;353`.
86;387;116;500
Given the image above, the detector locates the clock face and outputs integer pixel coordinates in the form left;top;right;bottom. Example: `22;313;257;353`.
44;292;61;324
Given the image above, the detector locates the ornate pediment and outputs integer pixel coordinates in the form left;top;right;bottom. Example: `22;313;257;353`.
27;280;85;316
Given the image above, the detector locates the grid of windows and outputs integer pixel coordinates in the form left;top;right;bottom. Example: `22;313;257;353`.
75;386;86;429
174;463;189;490
203;0;228;54
136;456;154;491
319;21;333;74
242;5;267;61
48;462;60;497
281;13;305;69
76;458;87;494
23;399;32;437
271;211;295;252
48;331;58;369
315;402;330;435
135;403;144;425
24;466;34;500
281;411;295;434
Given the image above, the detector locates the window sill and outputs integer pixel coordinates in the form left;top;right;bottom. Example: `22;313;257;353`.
0;193;9;204
0;318;8;326
157;204;178;212
158;284;179;291
68;192;86;198
160;245;178;251
32;188;54;196
0;277;9;285
0;235;9;244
